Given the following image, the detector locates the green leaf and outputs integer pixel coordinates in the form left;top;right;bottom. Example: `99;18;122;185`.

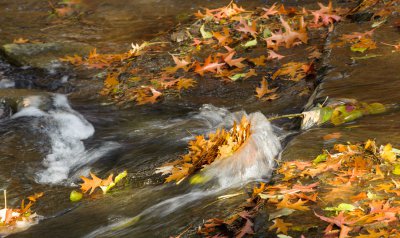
324;203;356;213
319;107;333;124
263;28;272;38
367;103;386;114
392;164;400;175
229;73;246;81
351;46;368;53
313;154;327;165
104;170;128;193
70;190;83;202
243;38;257;48
115;170;128;183
200;24;213;39
277;235;293;238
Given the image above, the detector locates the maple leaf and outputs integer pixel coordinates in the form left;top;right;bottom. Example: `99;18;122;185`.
223;51;246;68
236;19;258;38
255;77;278;99
194;56;225;76
355;229;389;238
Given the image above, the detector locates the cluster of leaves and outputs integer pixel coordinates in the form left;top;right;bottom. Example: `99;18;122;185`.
70;171;127;202
60;1;347;105
199;140;400;237
0;192;43;235
156;116;250;184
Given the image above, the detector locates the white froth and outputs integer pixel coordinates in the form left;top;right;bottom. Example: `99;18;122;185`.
12;94;117;184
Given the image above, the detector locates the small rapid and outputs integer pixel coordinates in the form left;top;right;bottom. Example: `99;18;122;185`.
85;106;282;238
11;94;119;184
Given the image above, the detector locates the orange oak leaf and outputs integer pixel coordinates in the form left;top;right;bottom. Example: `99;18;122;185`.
194;56;225;75
236;19;258;37
80;172;104;194
212;27;232;46
136;87;162;105
163;55;191;73
269;218;292;234
223;51;246;68
276;195;309;211
249;55;267;66
255;77;278;99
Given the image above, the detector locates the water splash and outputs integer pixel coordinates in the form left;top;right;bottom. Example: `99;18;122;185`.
12;94;119;184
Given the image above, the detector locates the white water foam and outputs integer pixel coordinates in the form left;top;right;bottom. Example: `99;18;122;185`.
12;94;118;184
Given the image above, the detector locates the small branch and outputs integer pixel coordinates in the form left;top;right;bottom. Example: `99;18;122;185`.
267;113;304;121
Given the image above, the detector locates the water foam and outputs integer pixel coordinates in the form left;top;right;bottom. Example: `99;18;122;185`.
12;94;118;184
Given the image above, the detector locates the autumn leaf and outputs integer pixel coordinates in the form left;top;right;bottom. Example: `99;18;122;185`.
27;192;44;202
236;19;258;37
104;73;119;88
272;62;310;81
194;55;225;76
269;218;292;234
176;78;196;91
260;3;278;19
212;28;232;46
255;78;278;99
135;87;162;105
13;38;29;44
80;172;104;194
223;51;246;68
276;195;310;211
323;132;342;141
249;55;267;66
163;55;191;73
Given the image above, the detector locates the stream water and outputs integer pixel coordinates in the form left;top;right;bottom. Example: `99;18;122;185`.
0;0;399;237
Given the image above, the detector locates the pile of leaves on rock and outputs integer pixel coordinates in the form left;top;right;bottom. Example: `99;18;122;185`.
156;116;250;184
198;140;400;237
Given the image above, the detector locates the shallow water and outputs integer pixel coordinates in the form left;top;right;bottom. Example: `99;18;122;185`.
0;0;399;237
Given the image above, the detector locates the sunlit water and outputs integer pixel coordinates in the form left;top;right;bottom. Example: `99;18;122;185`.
0;0;399;237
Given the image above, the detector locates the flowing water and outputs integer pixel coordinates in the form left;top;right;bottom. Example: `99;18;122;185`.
0;0;399;237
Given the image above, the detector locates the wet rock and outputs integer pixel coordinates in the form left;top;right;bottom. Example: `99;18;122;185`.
0;42;93;71
0;98;12;119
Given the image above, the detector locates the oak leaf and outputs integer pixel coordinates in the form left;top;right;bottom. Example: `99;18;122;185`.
255;78;278;99
269;218;292;234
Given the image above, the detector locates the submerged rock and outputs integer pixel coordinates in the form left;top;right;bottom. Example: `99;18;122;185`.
0;42;93;71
